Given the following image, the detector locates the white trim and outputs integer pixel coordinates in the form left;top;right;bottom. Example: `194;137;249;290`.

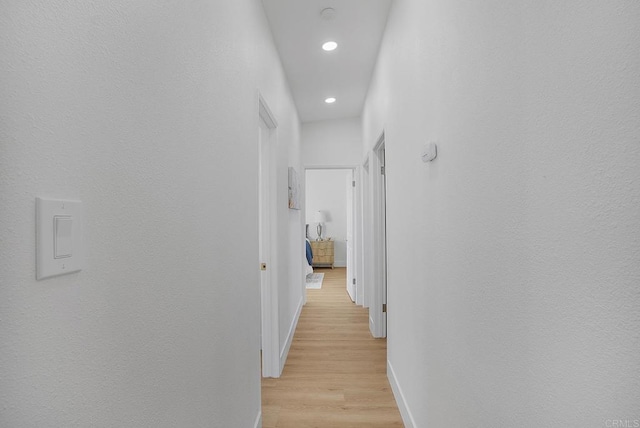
370;132;387;338
388;360;417;428
259;94;278;128
259;93;281;378
253;410;262;428
369;315;376;337
280;295;304;373
359;154;370;308
345;168;356;302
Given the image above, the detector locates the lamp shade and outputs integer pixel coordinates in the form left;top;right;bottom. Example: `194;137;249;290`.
314;210;327;223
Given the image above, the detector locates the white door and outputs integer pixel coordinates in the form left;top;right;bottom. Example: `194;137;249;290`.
346;171;355;302
370;136;387;338
259;101;280;378
379;146;387;338
361;158;371;309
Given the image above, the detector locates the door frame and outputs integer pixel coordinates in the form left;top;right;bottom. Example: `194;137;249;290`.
303;165;360;301
360;155;371;308
345;170;355;301
369;132;387;338
258;95;280;378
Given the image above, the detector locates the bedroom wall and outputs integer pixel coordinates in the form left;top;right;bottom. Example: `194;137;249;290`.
363;0;640;426
0;1;301;427
305;169;352;267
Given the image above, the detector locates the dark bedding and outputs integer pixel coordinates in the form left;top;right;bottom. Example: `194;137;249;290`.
305;240;313;265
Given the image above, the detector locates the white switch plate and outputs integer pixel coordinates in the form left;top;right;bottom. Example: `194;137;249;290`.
36;197;84;280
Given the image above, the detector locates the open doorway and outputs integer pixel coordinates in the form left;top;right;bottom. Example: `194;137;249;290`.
305;167;358;301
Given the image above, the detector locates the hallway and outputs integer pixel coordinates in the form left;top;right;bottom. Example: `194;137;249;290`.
262;268;403;427
3;1;638;426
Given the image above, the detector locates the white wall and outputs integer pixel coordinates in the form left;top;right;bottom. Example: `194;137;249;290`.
0;1;302;427
302;117;362;167
363;1;640;426
305;169;351;266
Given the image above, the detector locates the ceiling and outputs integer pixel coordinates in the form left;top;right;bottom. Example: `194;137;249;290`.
262;0;393;123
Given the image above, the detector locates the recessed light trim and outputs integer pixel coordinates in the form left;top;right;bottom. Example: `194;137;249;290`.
322;41;338;51
325;97;336;104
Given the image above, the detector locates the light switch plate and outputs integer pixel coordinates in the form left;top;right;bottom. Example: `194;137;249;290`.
36;197;84;280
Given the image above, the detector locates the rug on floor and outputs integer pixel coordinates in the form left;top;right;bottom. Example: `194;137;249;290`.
305;272;324;289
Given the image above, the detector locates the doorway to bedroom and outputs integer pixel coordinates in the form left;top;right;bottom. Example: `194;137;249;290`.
305;167;358;302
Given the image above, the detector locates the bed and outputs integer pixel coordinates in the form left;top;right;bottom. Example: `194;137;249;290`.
305;238;314;276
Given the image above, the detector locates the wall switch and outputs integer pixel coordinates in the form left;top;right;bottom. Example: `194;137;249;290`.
54;216;73;258
36;198;83;280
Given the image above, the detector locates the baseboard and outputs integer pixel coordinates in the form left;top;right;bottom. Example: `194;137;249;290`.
369;316;375;338
253;410;262;428
388;360;417;428
280;295;304;373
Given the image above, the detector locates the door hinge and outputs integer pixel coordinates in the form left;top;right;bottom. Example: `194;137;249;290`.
260;263;267;271
382;303;387;313
352;180;356;187
381;166;385;175
352;278;356;285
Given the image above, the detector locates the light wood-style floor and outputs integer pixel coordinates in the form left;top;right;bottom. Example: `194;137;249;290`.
261;267;404;428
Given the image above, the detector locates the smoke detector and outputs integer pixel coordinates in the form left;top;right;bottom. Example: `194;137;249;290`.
320;7;336;21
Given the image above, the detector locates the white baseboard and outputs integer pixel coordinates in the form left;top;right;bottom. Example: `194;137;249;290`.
369;316;375;338
388;360;417;428
280;295;304;373
253;410;262;428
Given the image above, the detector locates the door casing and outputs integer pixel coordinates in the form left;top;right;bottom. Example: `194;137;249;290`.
259;95;280;378
370;133;388;338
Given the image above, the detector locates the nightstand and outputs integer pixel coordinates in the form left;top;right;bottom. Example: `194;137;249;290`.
310;240;334;268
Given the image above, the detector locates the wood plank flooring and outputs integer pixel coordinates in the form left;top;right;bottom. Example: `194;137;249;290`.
261;267;404;428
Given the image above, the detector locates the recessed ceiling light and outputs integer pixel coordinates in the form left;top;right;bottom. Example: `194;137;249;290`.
322;41;338;51
325;97;336;104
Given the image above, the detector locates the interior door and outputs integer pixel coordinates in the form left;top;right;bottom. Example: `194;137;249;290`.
370;136;387;338
380;146;387;337
346;170;355;302
258;107;279;378
258;116;271;375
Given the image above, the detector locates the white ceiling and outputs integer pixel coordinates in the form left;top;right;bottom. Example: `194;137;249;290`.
262;0;393;123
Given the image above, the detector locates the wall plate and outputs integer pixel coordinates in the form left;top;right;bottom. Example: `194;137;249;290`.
36;197;84;280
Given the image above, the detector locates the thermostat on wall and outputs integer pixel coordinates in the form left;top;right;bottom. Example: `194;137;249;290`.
36;197;84;280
